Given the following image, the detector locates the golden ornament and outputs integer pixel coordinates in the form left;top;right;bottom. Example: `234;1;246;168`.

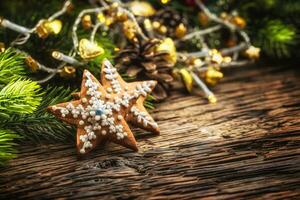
156;38;177;65
59;66;76;79
82;15;92;29
179;68;193;93
25;56;39;72
128;1;156;17
97;13;114;26
193;58;203;67
115;11;128;22
204;67;223;86
244;46;260;60
97;13;106;24
231;16;246;29
36;19;62;38
175;23;187;39
223;56;232;63
186;57;203;68
209;49;223;64
79;39;104;60
123;21;137;41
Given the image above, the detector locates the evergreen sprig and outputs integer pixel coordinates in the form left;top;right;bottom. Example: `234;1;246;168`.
0;129;19;166
3;86;75;143
0;48;25;85
255;20;297;58
0;79;42;119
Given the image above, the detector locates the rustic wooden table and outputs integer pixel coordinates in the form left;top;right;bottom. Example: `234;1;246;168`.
0;64;300;199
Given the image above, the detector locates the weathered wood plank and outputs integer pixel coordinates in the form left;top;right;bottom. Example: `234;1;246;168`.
1;64;300;199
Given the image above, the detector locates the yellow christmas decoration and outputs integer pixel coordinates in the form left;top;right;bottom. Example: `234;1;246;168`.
193;58;203;68
245;46;260;60
123;21;137;41
223;56;232;63
152;21;161;29
158;25;167;34
36;19;62;38
128;1;156;17
25;56;39;72
209;49;223;64
143;19;153;30
59;66;76;78
175;23;187;39
179;68;193;93
156;38;177;64
79;39;104;60
115;11;128;22
161;0;171;4
231;16;246;29
204;67;223;86
97;13;106;24
81;15;92;29
97;13;114;26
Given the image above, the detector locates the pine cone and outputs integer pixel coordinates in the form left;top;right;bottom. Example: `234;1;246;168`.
115;39;174;101
151;8;188;38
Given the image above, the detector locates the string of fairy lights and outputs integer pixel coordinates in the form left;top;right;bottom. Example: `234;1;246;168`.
0;0;261;103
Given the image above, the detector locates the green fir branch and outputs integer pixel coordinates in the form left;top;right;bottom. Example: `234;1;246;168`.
255;20;297;58
0;48;26;85
0;79;42;119
3;87;75;143
0;129;19;166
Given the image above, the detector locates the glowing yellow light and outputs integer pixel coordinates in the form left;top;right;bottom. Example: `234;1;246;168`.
208;94;217;104
152;21;161;29
143;19;152;30
44;19;62;34
97;13;106;24
161;0;170;4
193;58;203;67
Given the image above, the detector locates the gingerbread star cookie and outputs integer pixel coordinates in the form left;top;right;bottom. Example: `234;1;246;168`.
48;59;159;154
72;60;160;135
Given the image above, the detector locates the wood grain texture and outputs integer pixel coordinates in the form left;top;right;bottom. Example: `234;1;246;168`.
1;64;300;199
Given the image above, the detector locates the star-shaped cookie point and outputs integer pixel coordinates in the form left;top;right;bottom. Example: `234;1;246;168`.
100;60;160;135
48;59;159;154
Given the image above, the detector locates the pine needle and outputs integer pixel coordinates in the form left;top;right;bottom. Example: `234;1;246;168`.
0;129;19;166
255;20;297;57
0;48;26;85
3;86;75;143
0;79;42;119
